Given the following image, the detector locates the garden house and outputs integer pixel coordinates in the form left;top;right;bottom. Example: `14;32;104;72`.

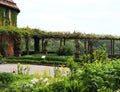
0;0;20;56
0;0;20;26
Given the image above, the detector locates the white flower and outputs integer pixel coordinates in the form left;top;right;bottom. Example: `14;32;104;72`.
29;84;33;87
43;78;48;83
39;77;43;80
31;78;38;84
46;82;49;85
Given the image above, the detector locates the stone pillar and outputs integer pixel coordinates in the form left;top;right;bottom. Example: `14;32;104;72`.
63;38;66;45
60;38;62;47
88;40;94;62
34;37;40;54
25;36;29;55
110;39;115;58
42;38;44;53
113;40;115;56
75;39;80;61
84;39;87;54
14;33;21;57
42;38;48;54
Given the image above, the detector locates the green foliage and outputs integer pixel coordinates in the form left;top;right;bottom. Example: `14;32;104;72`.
69;60;120;92
0;26;120;46
80;54;91;63
93;47;108;62
1;74;33;92
0;6;5;26
80;48;108;63
66;57;79;72
56;45;74;56
41;59;48;63
5;54;68;65
11;10;17;26
2;59;120;91
46;55;67;61
48;81;66;92
97;86;113;92
48;77;87;92
17;63;30;74
1;26;120;59
0;5;18;26
0;36;9;57
33;86;50;92
5;9;10;26
0;72;16;84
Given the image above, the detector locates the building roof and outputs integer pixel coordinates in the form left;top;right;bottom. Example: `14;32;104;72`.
0;0;20;12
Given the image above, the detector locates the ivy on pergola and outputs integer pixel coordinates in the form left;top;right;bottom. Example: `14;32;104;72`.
0;26;120;58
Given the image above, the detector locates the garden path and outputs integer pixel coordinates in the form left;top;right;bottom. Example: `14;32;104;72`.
0;64;69;77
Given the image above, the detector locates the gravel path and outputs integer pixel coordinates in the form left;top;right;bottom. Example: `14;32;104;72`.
0;64;69;76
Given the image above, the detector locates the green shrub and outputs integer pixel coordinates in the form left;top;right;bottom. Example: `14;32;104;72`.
33;86;50;92
56;46;74;56
80;48;108;63
66;57;79;72
0;59;2;64
80;54;91;63
46;55;67;62
69;60;120;92
93;48;108;62
97;86;113;92
0;72;16;84
41;60;48;63
49;81;66;92
5;54;68;65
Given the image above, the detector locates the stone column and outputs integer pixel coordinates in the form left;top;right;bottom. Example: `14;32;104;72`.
25;36;29;55
14;33;21;57
75;39;80;61
34;37;40;54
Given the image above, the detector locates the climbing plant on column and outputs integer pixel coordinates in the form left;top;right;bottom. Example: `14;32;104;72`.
13;32;21;57
11;10;17;26
0;6;5;26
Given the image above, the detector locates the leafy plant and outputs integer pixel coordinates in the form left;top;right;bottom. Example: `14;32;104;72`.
66;57;79;73
0;72;16;84
93;47;108;62
48;81;66;92
80;47;108;63
17;63;30;74
56;45;74;56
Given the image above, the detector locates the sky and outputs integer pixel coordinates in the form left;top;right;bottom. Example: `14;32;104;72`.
13;0;120;35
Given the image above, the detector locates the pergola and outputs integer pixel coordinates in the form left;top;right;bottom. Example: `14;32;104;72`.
0;27;120;58
27;30;120;58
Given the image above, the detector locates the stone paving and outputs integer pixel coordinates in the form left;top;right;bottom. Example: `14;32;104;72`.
0;64;69;76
